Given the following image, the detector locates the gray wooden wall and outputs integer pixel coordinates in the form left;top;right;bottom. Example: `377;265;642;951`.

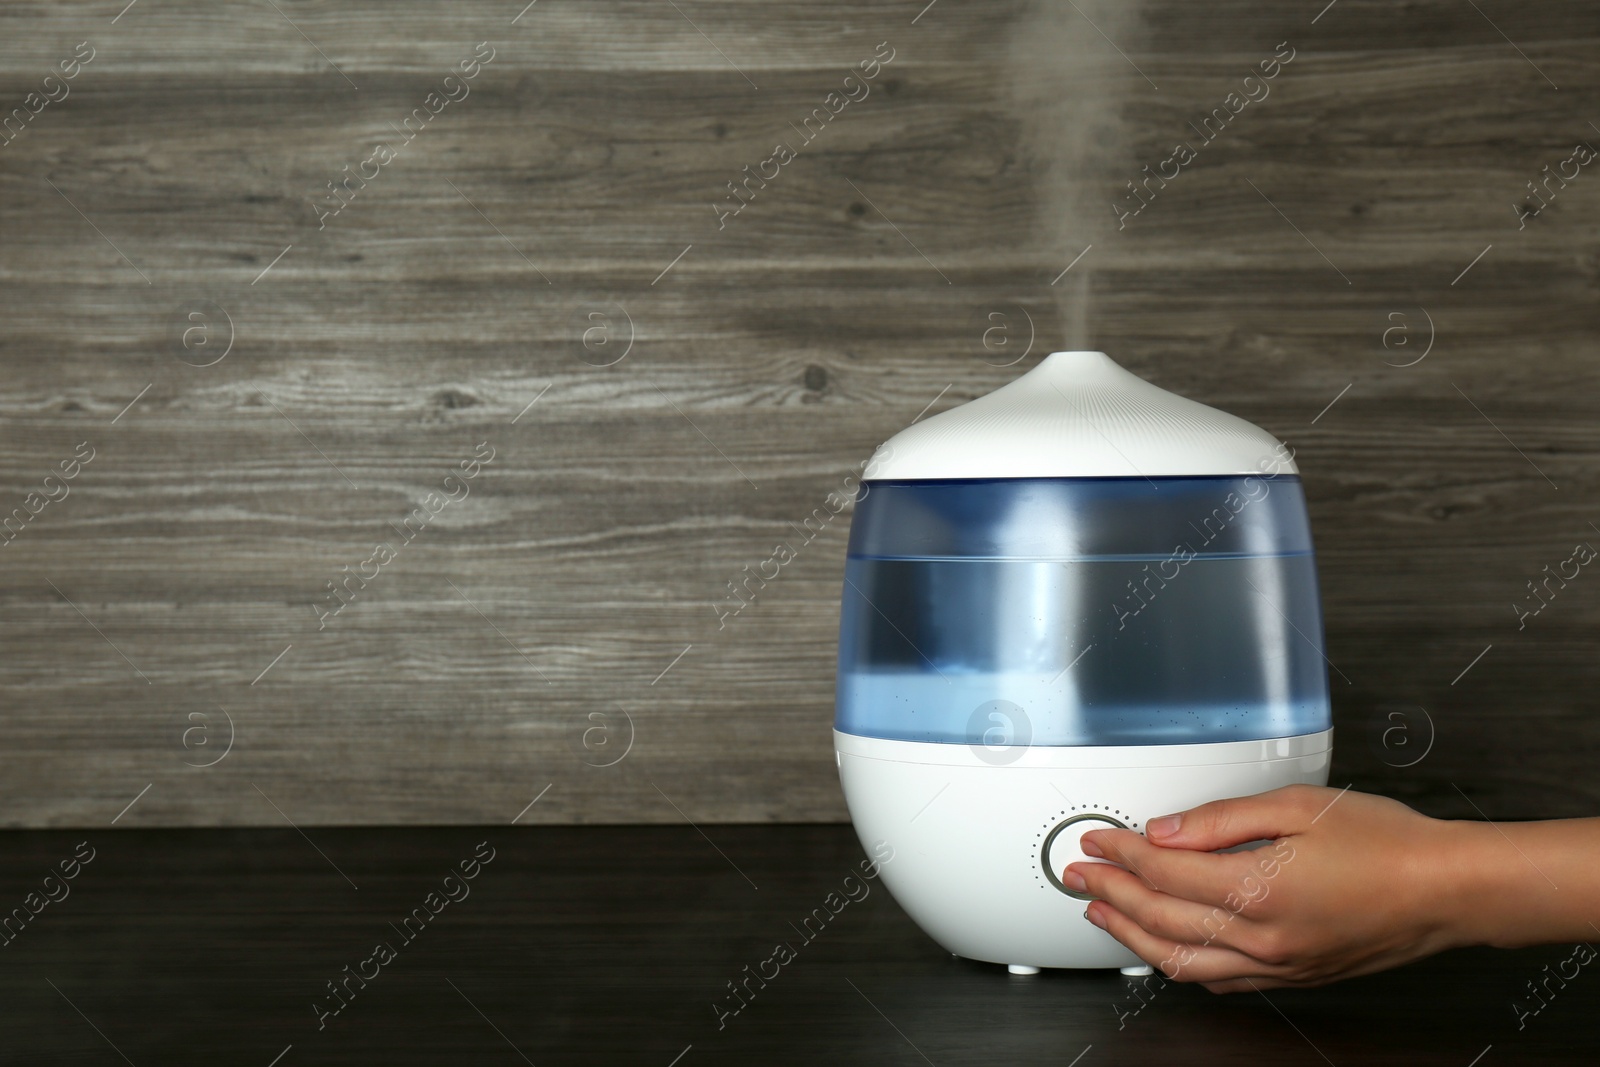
1;0;1596;826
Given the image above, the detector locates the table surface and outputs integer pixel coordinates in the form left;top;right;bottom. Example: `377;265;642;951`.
0;824;1590;1065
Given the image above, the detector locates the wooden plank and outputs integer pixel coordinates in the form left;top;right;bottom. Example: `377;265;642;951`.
0;0;1021;72
0;824;1590;1063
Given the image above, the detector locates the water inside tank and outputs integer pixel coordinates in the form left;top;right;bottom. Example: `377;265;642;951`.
834;476;1332;746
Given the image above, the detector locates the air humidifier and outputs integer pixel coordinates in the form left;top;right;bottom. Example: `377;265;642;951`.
834;351;1332;975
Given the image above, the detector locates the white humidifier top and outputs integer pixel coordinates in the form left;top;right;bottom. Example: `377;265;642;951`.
866;351;1295;481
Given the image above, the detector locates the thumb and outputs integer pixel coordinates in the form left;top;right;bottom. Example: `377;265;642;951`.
1143;785;1324;851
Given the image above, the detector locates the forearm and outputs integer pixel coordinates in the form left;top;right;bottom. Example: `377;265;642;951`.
1443;817;1600;949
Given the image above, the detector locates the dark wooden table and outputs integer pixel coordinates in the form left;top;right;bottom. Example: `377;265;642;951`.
0;824;1588;1065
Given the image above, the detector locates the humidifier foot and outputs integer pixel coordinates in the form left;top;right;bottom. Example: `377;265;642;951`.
1120;964;1155;977
1007;964;1041;976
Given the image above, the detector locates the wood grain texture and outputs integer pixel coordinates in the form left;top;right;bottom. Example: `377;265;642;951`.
0;824;1593;1064
0;0;1597;824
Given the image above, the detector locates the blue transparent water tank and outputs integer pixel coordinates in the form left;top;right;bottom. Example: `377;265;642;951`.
834;352;1331;749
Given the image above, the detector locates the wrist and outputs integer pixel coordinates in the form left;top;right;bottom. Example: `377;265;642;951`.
1431;817;1527;949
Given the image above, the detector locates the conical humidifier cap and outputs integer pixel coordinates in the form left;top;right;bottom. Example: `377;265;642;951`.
865;351;1295;480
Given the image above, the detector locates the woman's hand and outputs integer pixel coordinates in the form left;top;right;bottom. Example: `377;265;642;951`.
1064;785;1479;992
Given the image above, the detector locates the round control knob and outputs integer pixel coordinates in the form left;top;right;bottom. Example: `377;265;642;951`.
1042;814;1126;900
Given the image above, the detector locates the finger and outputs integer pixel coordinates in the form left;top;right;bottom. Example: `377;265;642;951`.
1070;861;1266;953
1201;975;1294;994
1085;901;1278;984
1079;828;1266;909
1139;785;1329;851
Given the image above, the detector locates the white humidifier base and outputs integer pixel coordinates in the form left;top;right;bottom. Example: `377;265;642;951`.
836;728;1332;974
